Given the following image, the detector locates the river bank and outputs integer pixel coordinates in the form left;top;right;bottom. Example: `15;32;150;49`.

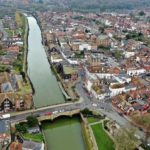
22;14;35;96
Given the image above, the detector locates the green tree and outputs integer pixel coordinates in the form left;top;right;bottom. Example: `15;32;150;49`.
139;11;145;16
81;108;93;116
99;26;105;33
26;116;38;127
0;45;2;50
15;123;27;133
113;51;123;60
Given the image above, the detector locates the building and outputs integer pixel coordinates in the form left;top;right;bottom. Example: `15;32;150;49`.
127;68;146;76
22;140;44;150
50;53;63;64
88;55;101;73
9;142;22;150
96;35;111;47
79;43;92;51
0;120;11;147
0;93;32;113
61;65;78;81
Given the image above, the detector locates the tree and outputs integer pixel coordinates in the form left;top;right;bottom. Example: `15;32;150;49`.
15;123;27;133
26;116;38;127
113;51;123;60
20;71;27;83
143;123;150;147
15;11;23;27
5;68;11;73
81;108;93;116
131;113;150;148
0;45;2;50
139;11;145;16
99;26;105;33
115;128;139;150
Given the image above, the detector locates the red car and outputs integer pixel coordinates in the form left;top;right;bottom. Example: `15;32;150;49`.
45;112;52;116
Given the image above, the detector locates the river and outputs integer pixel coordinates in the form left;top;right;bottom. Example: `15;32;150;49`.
27;16;65;108
42;117;86;150
27;16;86;150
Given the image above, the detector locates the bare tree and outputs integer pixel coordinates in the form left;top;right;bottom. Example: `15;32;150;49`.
115;128;139;150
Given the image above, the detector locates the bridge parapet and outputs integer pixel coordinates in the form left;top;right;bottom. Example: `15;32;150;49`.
38;109;80;122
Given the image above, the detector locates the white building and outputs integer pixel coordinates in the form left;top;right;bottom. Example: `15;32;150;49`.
85;67;113;79
79;43;91;51
127;68;146;76
123;51;135;58
109;85;136;97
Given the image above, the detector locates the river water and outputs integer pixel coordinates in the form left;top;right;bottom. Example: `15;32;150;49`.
42;117;86;150
27;16;86;150
27;16;65;108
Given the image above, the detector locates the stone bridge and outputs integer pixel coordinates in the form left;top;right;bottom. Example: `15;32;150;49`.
38;109;81;122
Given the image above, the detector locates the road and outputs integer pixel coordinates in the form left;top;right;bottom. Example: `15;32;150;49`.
75;81;129;127
7;49;150;144
9;81;113;124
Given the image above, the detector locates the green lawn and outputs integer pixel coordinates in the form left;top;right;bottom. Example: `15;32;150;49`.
87;117;100;124
23;133;44;142
91;123;115;150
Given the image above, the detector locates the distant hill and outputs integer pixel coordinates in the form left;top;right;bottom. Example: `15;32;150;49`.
0;0;31;4
1;0;150;12
43;0;150;11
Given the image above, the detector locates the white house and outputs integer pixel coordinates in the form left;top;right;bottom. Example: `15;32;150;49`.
79;43;91;51
109;85;136;97
123;51;135;58
127;68;146;76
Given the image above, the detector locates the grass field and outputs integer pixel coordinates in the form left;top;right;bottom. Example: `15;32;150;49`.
91;123;115;150
23;133;44;142
87;117;100;124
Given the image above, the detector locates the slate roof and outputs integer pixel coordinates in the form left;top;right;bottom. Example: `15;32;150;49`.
1;82;13;93
23;140;43;150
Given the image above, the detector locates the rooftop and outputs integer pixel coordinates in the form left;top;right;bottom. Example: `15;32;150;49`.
63;65;77;74
22;140;43;150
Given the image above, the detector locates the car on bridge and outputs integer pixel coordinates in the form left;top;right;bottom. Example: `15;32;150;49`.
45;112;52;116
59;109;64;113
52;111;58;114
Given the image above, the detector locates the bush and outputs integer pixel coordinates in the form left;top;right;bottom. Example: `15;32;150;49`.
139;11;145;16
81;108;93;116
26;116;38;127
15;123;27;133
